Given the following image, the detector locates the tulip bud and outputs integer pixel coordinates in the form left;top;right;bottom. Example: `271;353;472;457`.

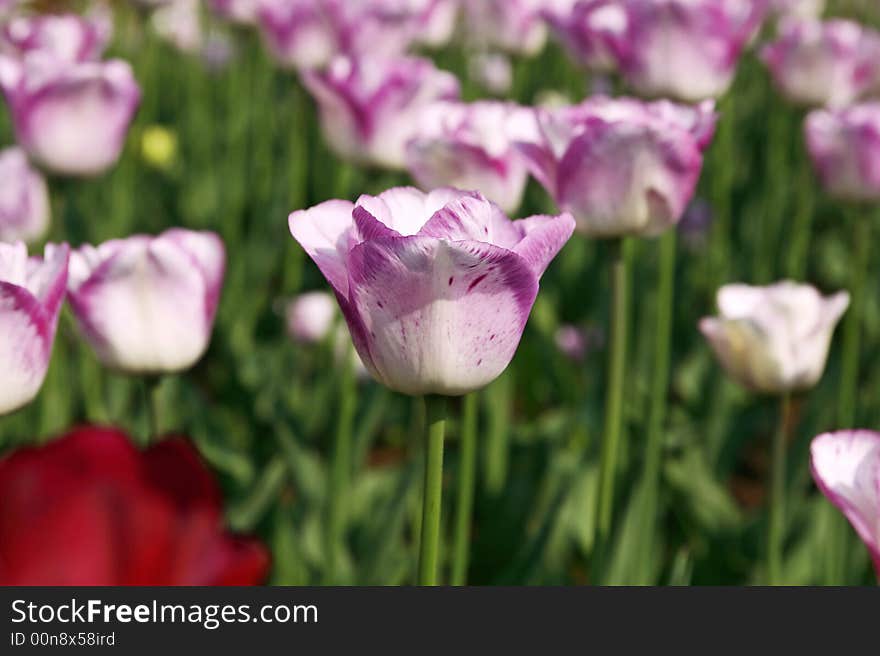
140;124;178;171
0;146;50;244
67;229;225;375
406;101;539;215
285;290;337;344
0;241;68;415
810;430;880;577
761;18;880;109
0;55;141;177
804;102;880;202
301;55;460;170
152;0;204;53
516;96;717;238
289;187;575;395
700;282;849;394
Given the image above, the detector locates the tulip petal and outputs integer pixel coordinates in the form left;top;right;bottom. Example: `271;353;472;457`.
509;213;576;279
346;236;538;395
811;430;880;572
288;199;356;296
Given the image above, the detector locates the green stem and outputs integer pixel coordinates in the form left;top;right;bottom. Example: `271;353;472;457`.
325;350;357;584
838;211;870;428
639;231;676;584
784;141;815;280
143;376;162;443
593;238;629;582
768;393;791;585
418;396;448;586
451;393;478;586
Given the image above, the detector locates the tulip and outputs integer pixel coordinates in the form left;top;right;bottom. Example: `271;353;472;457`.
810;430;880;578
257;0;338;71
301;55;459;170
0;427;269;585
67;228;225;375
210;0;261;24
290;186;573;583
0;55;141;176
468;52;513;96
544;0;630;72
594;0;763;102
770;0;824;19
804;102;880;202
0;241;68;416
289;186;574;395
0;11;112;62
516;96;717;238
462;0;572;56
700;282;849;394
152;0;204;53
761;19;880;109
286;290;337;344
0;146;50;244
405;101;540;215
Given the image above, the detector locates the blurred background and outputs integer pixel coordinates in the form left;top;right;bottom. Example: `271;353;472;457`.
1;0;879;585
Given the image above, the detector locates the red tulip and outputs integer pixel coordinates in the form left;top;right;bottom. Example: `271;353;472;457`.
0;427;269;586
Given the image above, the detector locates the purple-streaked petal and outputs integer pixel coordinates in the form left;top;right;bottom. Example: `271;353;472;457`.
345;235;539;395
288;199;356;296
509;213;576;279
811;430;880;574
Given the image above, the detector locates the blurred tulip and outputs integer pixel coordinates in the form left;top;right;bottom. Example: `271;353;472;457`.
700;282;849;394
152;0;204;53
0;241;68;416
0;427;269;585
810;430;880;577
770;0;824;20
0;146;50;243
805;102;880;202
544;0;629;72
67;229;225;375
301;55;459;170
406;101;539;214
516;96;717;237
468;52;513;96
0;55;141;177
210;0;261;24
0;11;111;62
289;187;575;395
286;290;337;344
463;0;576;56
554;323;603;363
677;197;713;250
761;18;880;109
594;0;763;101
257;0;337;70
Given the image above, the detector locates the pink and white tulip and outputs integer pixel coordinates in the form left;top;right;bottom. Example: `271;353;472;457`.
152;0;205;53
302;55;459;170
700;282;849;394
516;96;717;237
761;18;880;109
286;290;337;344
810;430;880;577
769;0;824;19
289;187;575;395
805;103;880;202
544;0;630;72
0;241;68;415
595;0;763;101
0;147;49;244
210;0;261;24
462;0;563;56
67;229;225;375
256;0;338;70
406;101;540;215
0;11;112;62
0;56;141;176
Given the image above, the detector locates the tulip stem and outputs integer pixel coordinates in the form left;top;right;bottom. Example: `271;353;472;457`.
838;211;870;428
639;230;676;584
768;393;791;585
325;349;356;584
418;395;447;586
143;376;162;443
451;393;478;586
593;238;629;582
